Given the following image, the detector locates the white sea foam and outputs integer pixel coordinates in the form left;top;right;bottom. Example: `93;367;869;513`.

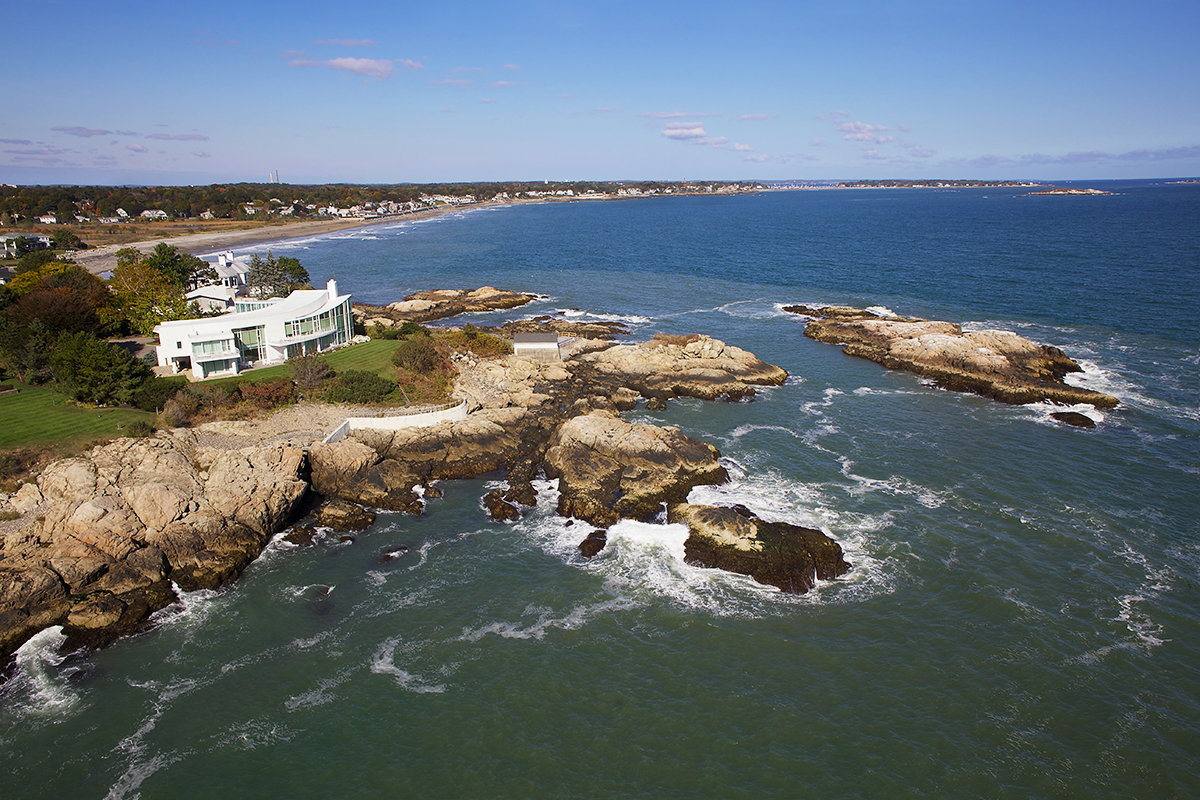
801;387;844;415
865;305;899;318
215;717;299;749
459;594;640;641
104;751;187;800
715;299;793;319
2;626;81;718
549;308;653;325
370;637;446;693
285;674;349;712
837;456;947;508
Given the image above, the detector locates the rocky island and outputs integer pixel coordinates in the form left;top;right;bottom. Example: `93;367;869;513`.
785;305;1118;413
1;301;847;662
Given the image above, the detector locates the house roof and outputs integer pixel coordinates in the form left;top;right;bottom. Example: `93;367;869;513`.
513;332;560;345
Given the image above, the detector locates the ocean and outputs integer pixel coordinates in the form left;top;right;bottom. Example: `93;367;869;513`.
2;182;1198;798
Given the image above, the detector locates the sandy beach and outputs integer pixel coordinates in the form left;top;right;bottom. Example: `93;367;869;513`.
69;203;475;276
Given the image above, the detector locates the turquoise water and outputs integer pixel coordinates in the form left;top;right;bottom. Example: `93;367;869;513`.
3;184;1198;798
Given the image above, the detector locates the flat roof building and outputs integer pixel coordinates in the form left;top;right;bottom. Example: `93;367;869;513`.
513;332;561;362
155;279;352;380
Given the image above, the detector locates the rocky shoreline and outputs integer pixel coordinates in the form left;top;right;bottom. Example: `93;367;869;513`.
1;309;846;663
786;305;1118;413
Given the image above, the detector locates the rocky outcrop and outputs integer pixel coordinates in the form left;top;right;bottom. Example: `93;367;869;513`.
308;439;423;514
791;306;1118;408
544;412;728;528
668;503;849;593
570;334;788;401
498;315;629;340
355;286;537;327
1;431;308;656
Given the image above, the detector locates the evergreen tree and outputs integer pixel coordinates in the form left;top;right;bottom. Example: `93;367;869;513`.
49;331;149;405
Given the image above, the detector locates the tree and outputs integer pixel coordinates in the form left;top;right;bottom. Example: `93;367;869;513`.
142;243;216;290
246;251;306;298
0;318;55;384
51;228;86;251
110;259;195;335
49;331;149;406
5;262;113;334
277;256;310;288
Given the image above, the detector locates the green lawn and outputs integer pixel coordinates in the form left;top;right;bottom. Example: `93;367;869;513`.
0;383;156;450
208;339;403;385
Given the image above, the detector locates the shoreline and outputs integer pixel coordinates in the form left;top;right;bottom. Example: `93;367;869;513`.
67;192;681;276
69;203;477;276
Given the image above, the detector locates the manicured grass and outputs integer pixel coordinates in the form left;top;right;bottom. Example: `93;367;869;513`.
0;383;155;450
208;339;404;386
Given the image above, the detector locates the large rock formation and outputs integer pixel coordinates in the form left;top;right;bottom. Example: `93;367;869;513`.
668;503;850;593
544;412;728;528
789;306;1118;408
1;431;307;655
569;334;789;401
356;286;537;328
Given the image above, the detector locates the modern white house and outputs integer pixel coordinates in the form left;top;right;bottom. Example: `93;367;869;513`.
154;279;353;379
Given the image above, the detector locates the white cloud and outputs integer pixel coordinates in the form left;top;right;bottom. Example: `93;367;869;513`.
291;57;395;79
192;151;212;158
662;123;708;141
126;143;148;153
733;143;754;152
643;111;689;119
906;145;936;158
489;80;529;88
898;124;912;133
398;59;424;71
816;110;851;122
52;126;111;138
503;63;520;71
838;121;890;142
434;78;473;86
736;114;776;121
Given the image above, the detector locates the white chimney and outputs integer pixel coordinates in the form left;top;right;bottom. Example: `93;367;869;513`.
327;279;338;297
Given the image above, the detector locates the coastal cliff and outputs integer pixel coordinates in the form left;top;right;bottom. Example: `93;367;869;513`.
1;432;307;655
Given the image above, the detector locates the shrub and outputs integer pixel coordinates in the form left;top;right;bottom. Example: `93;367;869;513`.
187;382;237;412
441;329;511;358
160;396;191;427
241;379;295;409
290;354;333;390
392;336;443;373
131;376;186;412
398;321;430;339
123;420;156;438
324;370;397;404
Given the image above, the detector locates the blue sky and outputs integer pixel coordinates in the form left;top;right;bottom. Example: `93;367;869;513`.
4;0;1198;184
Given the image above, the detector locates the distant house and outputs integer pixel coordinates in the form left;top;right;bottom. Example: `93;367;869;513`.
183;251;252;311
140;209;168;220
1;233;52;257
513;332;561;361
37;214;57;225
155;279;353;379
